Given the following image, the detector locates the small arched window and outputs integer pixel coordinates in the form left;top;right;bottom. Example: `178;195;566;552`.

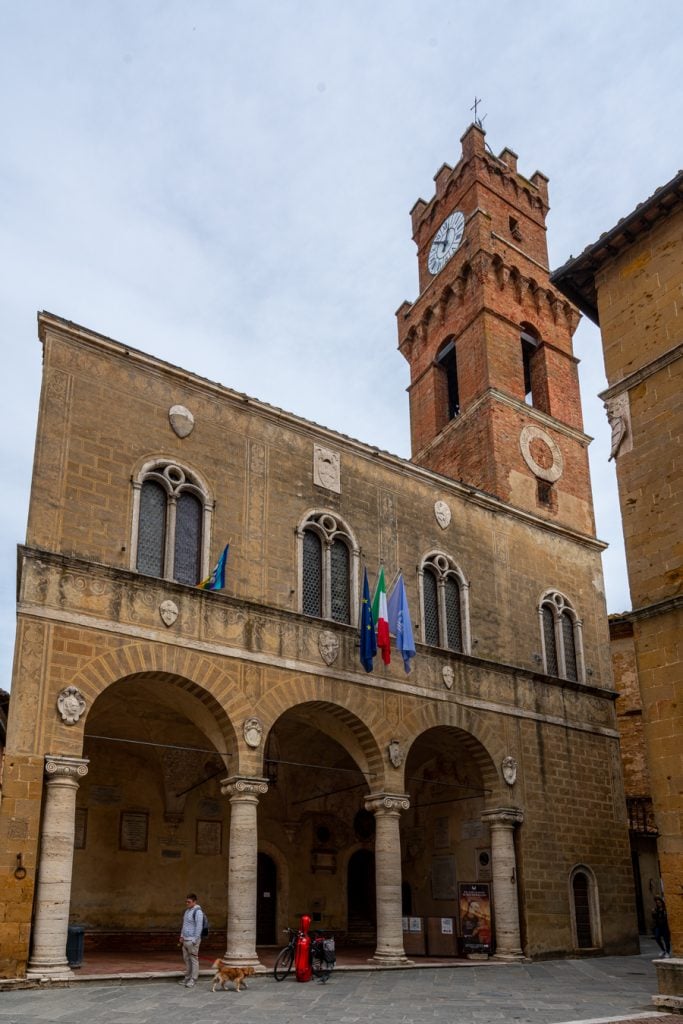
419;553;470;653
132;461;212;585
539;591;584;682
298;511;358;625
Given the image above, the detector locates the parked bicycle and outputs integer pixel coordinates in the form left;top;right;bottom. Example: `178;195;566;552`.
273;926;336;983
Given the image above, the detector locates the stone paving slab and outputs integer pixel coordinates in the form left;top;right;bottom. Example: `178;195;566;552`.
0;945;668;1024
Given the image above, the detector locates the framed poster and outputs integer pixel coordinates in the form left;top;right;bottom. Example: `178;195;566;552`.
431;854;457;899
119;811;149;852
196;819;222;856
459;882;493;954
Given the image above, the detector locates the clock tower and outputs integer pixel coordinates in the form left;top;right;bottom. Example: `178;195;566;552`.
397;123;595;536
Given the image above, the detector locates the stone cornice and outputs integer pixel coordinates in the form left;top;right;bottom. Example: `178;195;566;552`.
598;340;683;401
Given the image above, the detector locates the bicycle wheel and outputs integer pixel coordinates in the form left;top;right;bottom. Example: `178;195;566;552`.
311;951;332;983
273;945;294;981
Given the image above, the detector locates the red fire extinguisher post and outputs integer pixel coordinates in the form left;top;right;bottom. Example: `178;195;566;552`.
295;914;312;982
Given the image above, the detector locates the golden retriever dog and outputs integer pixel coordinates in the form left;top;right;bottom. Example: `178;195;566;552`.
210;959;255;992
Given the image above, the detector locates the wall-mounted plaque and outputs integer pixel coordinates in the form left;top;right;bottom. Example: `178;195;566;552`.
196;820;222;856
431;854;457;900
119;811;149;852
74;807;88;850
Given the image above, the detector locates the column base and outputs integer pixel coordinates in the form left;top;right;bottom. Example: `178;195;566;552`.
26;960;74;981
220;953;262;969
368;951;414;967
493;951;525;962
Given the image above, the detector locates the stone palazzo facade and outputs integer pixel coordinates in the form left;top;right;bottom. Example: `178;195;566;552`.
0;126;638;979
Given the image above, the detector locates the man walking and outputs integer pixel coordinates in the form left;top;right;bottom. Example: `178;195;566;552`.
179;892;204;987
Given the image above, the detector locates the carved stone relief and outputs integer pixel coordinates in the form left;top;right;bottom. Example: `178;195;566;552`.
501;756;518;786
159;599;179;627
313;445;341;493
442;665;454;690
519;425;564;482
434;500;452;529
605;391;633;460
388;739;404;768
318;630;339;666
57;686;86;725
243;717;263;749
168;405;195;438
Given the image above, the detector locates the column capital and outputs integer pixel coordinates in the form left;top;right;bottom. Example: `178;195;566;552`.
482;806;524;829
220;775;269;800
45;754;89;781
365;792;410;814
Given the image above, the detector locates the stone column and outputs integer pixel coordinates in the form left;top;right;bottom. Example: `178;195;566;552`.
221;775;268;967
365;792;411;965
27;754;89;978
481;807;524;960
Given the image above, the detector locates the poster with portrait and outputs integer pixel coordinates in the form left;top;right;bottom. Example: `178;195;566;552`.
458;882;492;954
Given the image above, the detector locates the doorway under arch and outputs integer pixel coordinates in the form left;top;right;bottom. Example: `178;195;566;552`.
257;852;277;944
347;849;376;941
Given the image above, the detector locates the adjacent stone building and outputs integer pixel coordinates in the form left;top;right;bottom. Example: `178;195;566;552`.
0;125;638;980
552;169;682;1005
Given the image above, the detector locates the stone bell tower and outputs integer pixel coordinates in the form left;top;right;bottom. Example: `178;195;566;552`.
396;123;595;536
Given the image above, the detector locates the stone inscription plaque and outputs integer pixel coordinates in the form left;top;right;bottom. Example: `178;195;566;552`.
196;820;222;856
119;811;149;852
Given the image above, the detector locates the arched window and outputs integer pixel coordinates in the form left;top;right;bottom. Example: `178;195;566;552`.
297;511;358;625
131;461;212;585
539;591;584;682
419;552;470;653
569;865;601;950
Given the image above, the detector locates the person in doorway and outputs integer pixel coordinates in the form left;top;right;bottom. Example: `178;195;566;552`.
653;896;671;958
179;892;204;986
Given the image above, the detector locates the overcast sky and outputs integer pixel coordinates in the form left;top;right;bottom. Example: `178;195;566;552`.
1;1;680;690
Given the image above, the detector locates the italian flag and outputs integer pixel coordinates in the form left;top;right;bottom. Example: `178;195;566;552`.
372;567;391;665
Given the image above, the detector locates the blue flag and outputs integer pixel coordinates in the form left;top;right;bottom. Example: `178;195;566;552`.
359;567;377;672
387;573;416;674
197;544;229;591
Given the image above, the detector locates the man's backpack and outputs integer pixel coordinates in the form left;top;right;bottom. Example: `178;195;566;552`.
194;906;209;939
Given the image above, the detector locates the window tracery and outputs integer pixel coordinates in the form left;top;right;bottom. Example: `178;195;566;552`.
418;552;470;653
538;590;584;682
297;511;358;625
131;460;213;585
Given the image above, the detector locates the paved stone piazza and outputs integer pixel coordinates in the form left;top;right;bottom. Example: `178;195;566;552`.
0;943;672;1024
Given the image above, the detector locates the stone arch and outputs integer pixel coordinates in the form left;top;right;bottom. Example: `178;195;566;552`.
398;700;503;799
67;642;243;758
261;695;385;784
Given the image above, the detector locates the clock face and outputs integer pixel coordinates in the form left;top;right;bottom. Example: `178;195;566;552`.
427;210;465;276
